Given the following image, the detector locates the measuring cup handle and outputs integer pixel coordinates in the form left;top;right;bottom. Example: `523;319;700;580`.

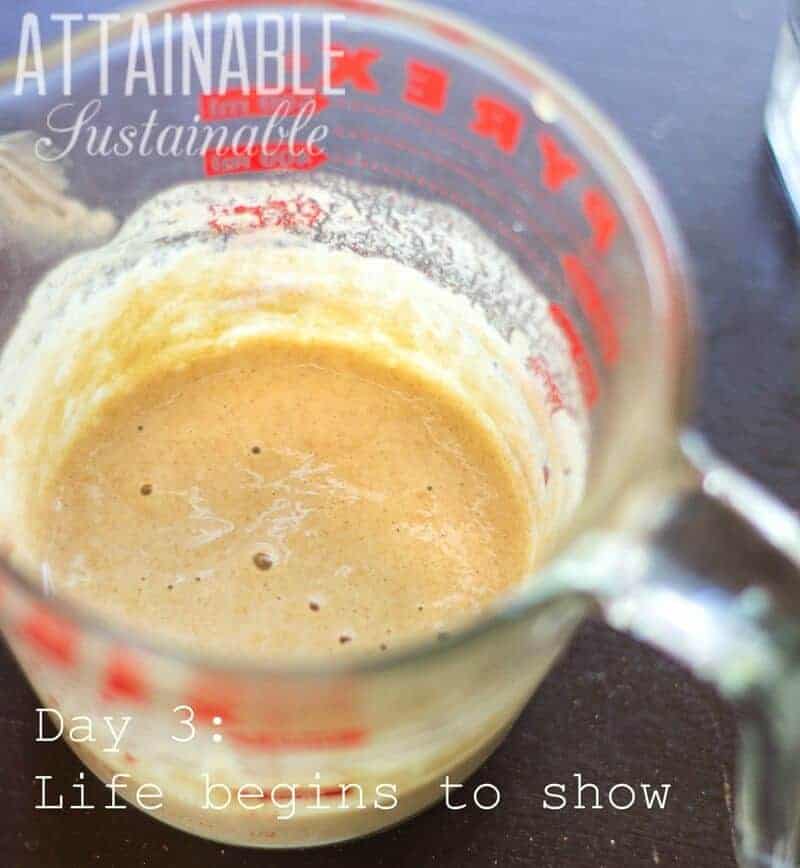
559;430;800;868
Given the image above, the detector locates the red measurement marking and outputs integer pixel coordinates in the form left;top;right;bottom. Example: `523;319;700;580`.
294;786;345;800
204;143;327;177
538;132;580;192
20;607;77;668
124;752;137;764
561;254;620;365
470;95;524;154
229;727;366;752
583;188;618;254
199;89;329;122
186;685;240;725
403;59;449;114
102;652;150;704
238;784;344;802
549;303;599;407
330;45;382;94
527;356;565;412
208;195;322;234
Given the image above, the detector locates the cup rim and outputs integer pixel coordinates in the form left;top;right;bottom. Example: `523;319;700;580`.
0;0;697;679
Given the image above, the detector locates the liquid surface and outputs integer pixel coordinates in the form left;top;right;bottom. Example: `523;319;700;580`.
32;340;532;659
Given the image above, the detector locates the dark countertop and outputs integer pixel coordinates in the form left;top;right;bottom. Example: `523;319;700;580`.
0;1;798;866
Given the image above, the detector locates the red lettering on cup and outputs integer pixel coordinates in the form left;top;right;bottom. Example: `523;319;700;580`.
20;607;77;668
186;685;240;726
229;727;366;752
330;45;382;94
208;196;322;235
294;786;347;799
561;254;620;365
549;303;599;407
199;89;329;122
470;95;524;154
528;356;566;412
403;59;450;114
203;143;328;177
583;188;618;253
102;652;150;704
538;132;580;192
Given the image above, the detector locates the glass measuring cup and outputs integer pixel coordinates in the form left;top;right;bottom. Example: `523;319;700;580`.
767;0;800;222
0;1;799;862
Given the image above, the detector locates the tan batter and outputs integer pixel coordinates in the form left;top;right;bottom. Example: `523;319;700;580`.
0;178;588;847
31;338;532;659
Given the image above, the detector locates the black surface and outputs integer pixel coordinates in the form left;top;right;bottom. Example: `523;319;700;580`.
0;1;798;866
